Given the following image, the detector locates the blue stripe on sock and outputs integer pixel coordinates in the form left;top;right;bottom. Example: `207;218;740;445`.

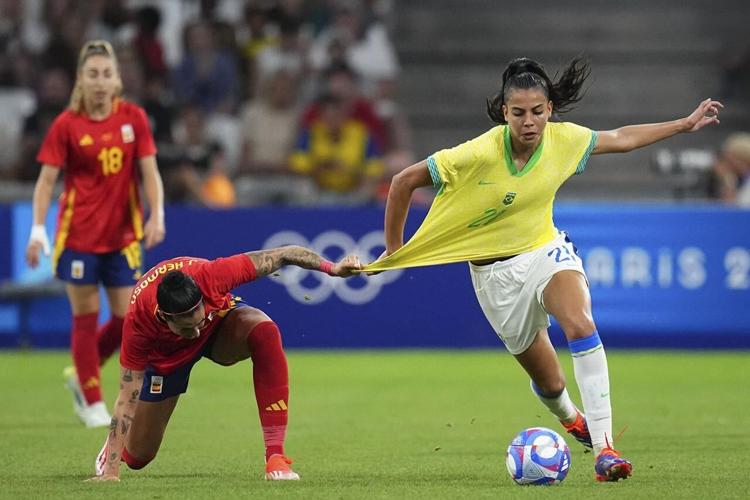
568;331;602;354
531;380;544;396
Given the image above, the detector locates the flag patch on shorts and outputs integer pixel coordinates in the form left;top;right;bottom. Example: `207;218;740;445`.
71;260;84;279
150;375;163;394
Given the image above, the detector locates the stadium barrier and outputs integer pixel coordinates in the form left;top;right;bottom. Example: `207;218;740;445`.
1;202;748;349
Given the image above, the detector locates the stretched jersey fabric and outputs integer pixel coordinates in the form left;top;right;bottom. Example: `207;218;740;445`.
37;99;157;258
120;254;257;374
365;122;596;272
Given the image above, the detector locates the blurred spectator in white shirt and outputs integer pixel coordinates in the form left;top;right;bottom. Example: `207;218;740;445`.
235;68;316;205
309;0;398;95
713;133;750;207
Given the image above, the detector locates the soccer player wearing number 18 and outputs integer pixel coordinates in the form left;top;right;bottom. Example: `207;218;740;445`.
368;57;723;482
25;41;166;428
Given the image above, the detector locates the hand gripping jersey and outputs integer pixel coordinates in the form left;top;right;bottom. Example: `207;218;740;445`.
120;254;257;374
37;99;157;258
365;122;596;272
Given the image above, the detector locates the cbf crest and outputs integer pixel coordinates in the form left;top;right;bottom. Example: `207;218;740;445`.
503;192;517;206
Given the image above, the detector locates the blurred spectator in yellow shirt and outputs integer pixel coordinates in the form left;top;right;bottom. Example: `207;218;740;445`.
290;93;384;204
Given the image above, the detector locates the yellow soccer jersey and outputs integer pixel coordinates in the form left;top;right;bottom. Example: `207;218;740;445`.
365;122;596;272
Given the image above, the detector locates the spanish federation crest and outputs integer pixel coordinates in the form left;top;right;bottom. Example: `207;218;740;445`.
121;124;135;143
503;192;517;206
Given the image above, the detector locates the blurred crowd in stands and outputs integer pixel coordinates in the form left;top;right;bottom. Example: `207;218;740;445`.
1;0;749;207
0;0;415;206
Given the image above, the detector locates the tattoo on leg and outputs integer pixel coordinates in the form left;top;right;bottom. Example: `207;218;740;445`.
122;370;133;382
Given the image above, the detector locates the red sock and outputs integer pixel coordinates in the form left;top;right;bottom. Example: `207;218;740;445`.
97;316;124;364
247;321;289;460
71;312;102;405
122;448;152;470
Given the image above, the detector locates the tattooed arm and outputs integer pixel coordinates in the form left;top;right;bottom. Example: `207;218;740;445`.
245;245;362;279
90;367;144;481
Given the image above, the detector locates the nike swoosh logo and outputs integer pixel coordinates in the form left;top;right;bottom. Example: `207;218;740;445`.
478;180;496;185
600;392;609;398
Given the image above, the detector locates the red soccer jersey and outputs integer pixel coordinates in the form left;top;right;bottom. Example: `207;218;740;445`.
121;254;258;373
37;99;157;254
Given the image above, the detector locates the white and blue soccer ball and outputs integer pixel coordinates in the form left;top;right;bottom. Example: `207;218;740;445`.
505;427;571;485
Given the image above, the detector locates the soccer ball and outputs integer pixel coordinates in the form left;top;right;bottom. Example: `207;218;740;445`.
505;427;571;485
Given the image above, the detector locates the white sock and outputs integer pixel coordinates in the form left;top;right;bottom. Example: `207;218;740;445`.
530;380;578;423
569;332;612;454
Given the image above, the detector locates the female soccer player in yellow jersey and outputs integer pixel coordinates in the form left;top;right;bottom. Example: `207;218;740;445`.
369;57;722;482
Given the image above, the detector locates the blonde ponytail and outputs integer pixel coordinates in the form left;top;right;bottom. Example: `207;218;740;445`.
68;40;123;113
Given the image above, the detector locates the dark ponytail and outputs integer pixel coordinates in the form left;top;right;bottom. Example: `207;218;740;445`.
486;56;591;124
157;271;202;315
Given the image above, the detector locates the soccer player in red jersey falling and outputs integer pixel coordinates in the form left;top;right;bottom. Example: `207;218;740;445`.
90;246;362;481
25;40;166;428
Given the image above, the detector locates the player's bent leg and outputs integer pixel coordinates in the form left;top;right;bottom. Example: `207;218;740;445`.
210;308;298;479
543;270;630;479
123;395;180;469
514;330;590;448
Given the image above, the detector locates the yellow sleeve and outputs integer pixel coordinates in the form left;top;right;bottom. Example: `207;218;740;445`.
553;122;597;176
427;136;482;192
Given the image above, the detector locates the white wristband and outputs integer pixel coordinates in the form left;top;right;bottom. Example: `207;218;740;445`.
29;224;51;256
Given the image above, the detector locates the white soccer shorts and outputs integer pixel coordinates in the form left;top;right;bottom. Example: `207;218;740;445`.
469;232;586;355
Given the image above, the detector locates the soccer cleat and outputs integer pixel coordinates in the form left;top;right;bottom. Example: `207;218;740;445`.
79;401;112;428
265;454;300;481
595;446;633;482
63;366;86;417
64;366;112;427
561;410;593;449
95;437;108;476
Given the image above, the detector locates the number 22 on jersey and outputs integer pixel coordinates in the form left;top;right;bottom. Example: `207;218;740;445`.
98;146;124;176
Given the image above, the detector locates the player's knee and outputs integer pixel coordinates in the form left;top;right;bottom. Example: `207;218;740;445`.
558;314;596;340
122;447;155;470
247;321;282;352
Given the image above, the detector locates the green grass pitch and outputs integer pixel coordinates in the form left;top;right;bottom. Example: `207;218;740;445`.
0;349;747;499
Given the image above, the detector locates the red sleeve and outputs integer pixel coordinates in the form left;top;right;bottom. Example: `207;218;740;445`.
119;313;151;371
197;254;258;296
36;113;69;167
133;105;157;159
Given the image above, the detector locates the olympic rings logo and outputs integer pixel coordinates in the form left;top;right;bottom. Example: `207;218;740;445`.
262;230;402;305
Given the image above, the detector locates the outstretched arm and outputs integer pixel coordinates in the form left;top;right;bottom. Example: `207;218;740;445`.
89;367;145;481
593;98;723;154
246;246;362;278
384;160;433;255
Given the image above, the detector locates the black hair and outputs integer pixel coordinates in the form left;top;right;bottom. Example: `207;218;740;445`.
323;61;357;82
156;271;202;315
136;6;161;33
486;56;591;124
